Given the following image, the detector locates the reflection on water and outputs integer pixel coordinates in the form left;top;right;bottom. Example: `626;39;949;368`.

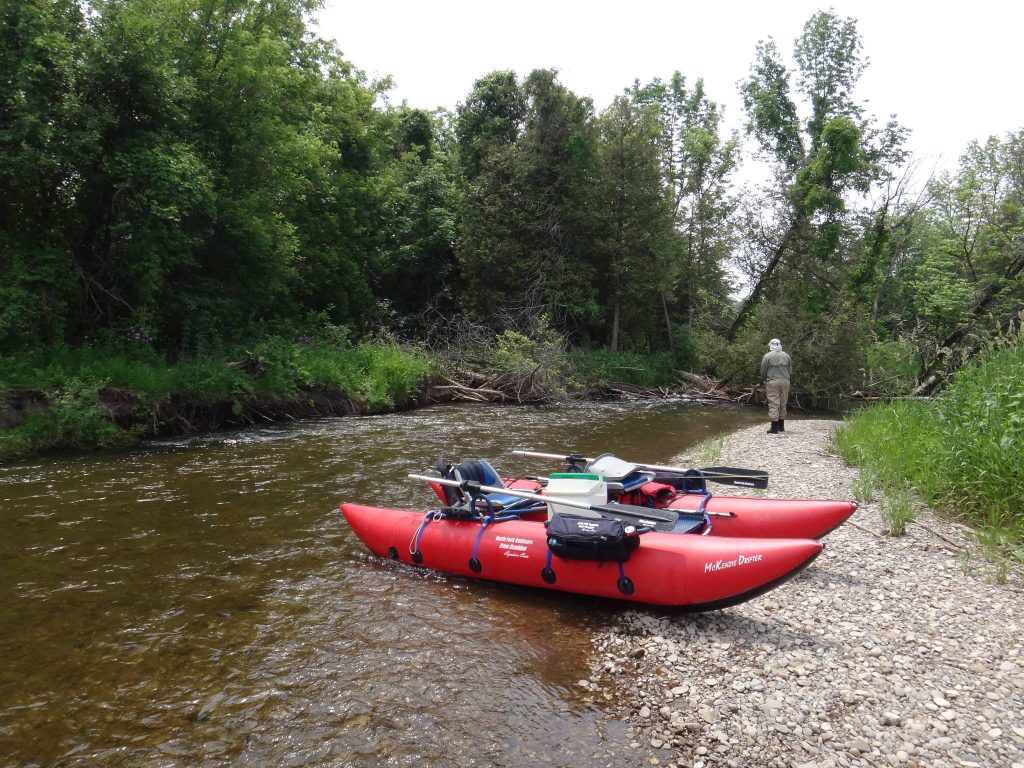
0;400;761;767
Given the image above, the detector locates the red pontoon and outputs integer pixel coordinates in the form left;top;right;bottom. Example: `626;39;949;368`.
340;502;822;610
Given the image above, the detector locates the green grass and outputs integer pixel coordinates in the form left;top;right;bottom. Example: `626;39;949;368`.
0;377;135;459
0;340;433;460
881;486;916;536
834;339;1024;553
693;434;725;464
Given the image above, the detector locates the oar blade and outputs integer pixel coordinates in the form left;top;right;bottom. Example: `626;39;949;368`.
699;466;769;490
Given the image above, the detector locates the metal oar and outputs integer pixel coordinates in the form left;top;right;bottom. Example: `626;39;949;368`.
408;473;685;531
512;450;769;490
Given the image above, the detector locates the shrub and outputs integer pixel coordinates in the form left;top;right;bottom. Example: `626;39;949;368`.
566;349;676;389
0;378;131;460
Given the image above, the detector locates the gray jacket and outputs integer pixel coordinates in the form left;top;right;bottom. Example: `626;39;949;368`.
760;350;793;381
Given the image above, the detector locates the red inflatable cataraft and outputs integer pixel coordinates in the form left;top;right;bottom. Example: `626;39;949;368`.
339;501;822;610
338;454;858;609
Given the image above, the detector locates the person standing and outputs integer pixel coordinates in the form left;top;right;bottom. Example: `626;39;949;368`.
760;338;792;434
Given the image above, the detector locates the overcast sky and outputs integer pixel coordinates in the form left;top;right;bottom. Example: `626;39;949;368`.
314;1;1023;176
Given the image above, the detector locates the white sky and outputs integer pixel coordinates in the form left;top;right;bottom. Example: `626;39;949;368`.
314;1;1023;177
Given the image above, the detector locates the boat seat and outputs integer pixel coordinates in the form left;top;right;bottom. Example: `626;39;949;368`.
453;459;535;511
586;454;654;493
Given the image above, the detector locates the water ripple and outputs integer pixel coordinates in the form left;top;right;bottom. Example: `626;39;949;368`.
0;401;760;766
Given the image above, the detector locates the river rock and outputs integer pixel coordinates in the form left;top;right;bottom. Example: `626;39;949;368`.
586;420;1024;768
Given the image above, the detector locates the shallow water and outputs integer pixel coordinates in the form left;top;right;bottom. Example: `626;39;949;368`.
0;399;763;767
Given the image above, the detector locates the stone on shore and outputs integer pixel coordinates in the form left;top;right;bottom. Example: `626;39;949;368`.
589;419;1023;768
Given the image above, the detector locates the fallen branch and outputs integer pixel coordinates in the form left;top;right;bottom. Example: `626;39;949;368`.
847;519;884;539
908;520;966;550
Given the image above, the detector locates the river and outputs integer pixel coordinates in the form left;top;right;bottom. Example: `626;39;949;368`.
0;399;764;767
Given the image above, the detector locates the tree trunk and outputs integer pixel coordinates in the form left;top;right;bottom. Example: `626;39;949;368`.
661;291;675;361
915;245;1024;393
610;298;620;353
726;217;802;341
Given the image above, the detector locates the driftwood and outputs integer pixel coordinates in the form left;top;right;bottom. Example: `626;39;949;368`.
429;370;556;404
908;519;966;551
428;367;780;406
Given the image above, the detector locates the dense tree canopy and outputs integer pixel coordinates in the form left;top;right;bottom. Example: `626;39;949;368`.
2;2;1021;397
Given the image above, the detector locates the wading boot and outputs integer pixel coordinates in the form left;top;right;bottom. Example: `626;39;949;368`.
767;420;780;434
778;419;785;433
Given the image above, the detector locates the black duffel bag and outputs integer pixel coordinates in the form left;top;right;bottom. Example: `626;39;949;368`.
546;513;641;562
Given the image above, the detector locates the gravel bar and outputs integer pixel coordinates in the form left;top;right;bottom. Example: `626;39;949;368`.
586;419;1024;768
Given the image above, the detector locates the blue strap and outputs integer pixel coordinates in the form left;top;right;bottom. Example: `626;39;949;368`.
681;468;708;495
471;515;494;561
696;491;713;535
412;510;443;555
469;492;496;518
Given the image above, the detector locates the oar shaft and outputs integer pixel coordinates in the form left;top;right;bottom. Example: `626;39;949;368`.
640;461;729;475
408;473;594;513
512;450;586;462
407;474;735;518
513;449;765;482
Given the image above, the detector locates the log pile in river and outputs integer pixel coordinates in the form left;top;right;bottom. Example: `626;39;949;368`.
426;368;752;405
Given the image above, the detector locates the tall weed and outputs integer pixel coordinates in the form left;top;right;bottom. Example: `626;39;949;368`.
834;339;1024;547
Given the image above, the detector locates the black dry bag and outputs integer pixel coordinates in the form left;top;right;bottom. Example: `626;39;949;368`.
546;513;640;562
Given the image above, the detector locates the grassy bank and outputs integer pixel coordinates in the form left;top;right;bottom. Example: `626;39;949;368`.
833;339;1024;556
0;335;686;462
0;339;433;461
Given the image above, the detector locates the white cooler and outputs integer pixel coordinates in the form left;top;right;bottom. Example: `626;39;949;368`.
545;473;607;519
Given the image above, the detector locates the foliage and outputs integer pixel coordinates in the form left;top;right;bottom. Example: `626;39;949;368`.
0;345;253;400
593;93;675;351
727;8;911;400
2;2;1022;428
1;0;388;355
565;350;677;389
885;131;1024;384
862;339;918;396
715;303;885;400
834;337;1024;547
0;378;132;460
213;338;432;410
0;341;432;458
455;69;604;335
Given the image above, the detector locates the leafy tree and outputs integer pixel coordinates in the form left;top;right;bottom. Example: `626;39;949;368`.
515;69;602;333
455;69;602;336
0;0;89;347
0;0;389;353
903;132;1024;387
594;94;674;352
372;107;460;332
633;73;739;339
455;69;525;181
729;10;907;341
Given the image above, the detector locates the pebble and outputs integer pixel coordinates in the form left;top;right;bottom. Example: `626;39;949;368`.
586;420;1024;768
